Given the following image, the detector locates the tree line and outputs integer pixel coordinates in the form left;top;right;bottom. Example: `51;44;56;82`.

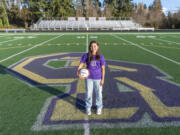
133;0;180;29
0;0;179;29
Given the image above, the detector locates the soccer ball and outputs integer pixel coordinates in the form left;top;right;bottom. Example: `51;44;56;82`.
79;68;89;79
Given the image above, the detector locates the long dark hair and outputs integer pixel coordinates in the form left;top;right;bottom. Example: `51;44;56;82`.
88;40;101;63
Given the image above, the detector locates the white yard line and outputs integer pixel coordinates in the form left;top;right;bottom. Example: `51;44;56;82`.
151;38;180;45
0;34;64;63
111;34;180;65
0;39;19;45
84;34;90;135
84;121;90;135
0;35;8;38
86;33;89;52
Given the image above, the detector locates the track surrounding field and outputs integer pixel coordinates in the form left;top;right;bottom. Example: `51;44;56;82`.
0;32;180;135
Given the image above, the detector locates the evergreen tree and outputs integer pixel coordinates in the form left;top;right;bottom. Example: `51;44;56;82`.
2;16;9;27
143;4;147;9
50;0;74;18
75;0;86;17
104;0;134;17
0;6;3;27
0;19;3;27
28;0;43;23
152;0;162;11
0;0;9;27
0;6;5;18
20;6;30;28
86;0;100;17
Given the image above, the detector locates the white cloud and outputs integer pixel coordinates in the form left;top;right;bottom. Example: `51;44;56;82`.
162;7;167;13
162;7;180;15
171;7;180;13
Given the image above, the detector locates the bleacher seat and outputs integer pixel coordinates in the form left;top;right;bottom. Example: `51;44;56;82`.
32;17;154;31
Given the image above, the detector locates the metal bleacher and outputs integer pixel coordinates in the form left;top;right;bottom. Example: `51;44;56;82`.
31;17;154;31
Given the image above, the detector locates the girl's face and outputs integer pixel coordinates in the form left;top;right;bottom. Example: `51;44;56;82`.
90;43;99;54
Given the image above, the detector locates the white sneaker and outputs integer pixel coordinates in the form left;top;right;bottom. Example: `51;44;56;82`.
86;108;91;115
96;108;102;115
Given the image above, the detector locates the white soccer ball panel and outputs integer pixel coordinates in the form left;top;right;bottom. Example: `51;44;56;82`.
80;69;89;78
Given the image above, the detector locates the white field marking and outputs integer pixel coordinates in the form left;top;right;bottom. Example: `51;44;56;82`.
14;36;25;39
0;34;64;63
84;33;90;135
0;35;9;38
89;36;98;38
1;32;180;37
84;118;90;135
86;34;89;52
27;36;36;39
87;32;180;35
151;37;180;45
112;34;180;65
0;38;19;45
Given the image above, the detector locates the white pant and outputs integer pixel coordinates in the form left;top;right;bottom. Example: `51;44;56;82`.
85;79;103;109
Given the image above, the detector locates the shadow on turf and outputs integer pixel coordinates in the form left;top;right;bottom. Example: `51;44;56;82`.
1;64;86;115
0;64;8;74
37;85;86;114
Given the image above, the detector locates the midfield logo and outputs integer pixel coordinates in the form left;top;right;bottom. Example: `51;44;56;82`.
8;53;180;131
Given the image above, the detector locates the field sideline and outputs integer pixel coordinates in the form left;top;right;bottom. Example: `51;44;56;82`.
0;32;180;135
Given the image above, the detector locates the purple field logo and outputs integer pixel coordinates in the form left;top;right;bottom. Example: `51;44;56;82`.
9;52;180;130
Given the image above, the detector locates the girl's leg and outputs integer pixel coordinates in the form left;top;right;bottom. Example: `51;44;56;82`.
85;79;93;110
94;80;103;109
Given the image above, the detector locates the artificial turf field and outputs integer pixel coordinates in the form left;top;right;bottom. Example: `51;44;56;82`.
0;32;180;135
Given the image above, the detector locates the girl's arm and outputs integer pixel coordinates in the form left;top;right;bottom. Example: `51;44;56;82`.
100;65;105;86
77;62;84;77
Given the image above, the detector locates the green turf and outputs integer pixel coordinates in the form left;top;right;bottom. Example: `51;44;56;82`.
46;60;67;69
0;32;180;135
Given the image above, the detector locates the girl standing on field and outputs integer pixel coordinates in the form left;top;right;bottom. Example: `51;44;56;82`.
77;40;106;115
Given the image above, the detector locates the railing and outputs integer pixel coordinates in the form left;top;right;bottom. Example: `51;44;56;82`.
5;29;26;33
31;17;154;31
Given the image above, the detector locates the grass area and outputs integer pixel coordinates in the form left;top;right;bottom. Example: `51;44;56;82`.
0;32;180;135
46;60;67;69
91;127;180;135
